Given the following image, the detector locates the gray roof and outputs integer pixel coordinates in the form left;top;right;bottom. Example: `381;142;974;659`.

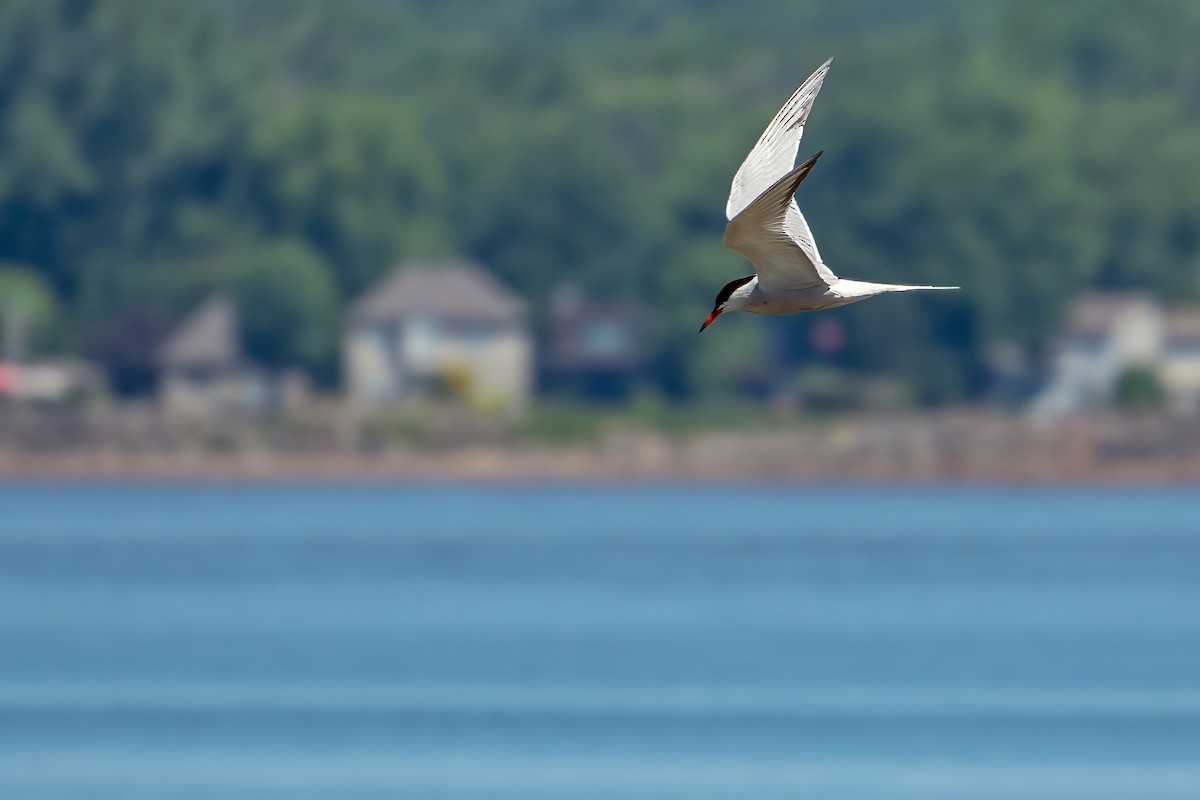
159;296;242;369
1065;291;1154;337
353;261;525;325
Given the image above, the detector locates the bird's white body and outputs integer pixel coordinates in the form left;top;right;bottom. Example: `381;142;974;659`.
703;58;956;330
723;276;952;315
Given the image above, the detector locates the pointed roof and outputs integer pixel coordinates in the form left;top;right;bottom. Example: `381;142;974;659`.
159;296;242;369
353;260;525;325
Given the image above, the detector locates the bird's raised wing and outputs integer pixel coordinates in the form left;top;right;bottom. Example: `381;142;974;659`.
725;58;833;222
723;151;839;291
781;199;837;284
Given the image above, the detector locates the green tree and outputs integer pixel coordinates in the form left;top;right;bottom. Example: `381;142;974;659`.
0;0;253;293
239;93;453;295
225;241;340;382
1114;365;1166;412
0;264;63;356
8;0;1200;406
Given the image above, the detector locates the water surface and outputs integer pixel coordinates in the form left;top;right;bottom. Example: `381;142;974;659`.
1;484;1197;798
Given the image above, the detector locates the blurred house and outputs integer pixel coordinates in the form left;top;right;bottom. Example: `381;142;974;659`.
543;285;644;399
158;297;306;419
1;296;107;405
0;360;106;405
344;260;531;411
1161;310;1200;415
1032;292;1200;419
1032;292;1161;419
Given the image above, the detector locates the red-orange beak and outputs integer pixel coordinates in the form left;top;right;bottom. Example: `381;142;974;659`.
699;308;723;332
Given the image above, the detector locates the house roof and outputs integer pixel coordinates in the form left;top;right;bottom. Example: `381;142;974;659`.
1065;291;1155;337
159;296;242;369
352;260;526;325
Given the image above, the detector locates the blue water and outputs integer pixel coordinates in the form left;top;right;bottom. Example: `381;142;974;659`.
1;484;1198;799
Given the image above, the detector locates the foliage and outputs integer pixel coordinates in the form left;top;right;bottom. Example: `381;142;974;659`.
1;0;1199;406
224;241;340;380
0;264;62;355
1113;365;1167;412
238;94;452;295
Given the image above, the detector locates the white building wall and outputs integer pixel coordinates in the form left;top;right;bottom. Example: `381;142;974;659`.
1162;348;1200;415
1110;300;1163;365
345;318;531;413
344;326;403;407
422;322;530;412
1031;299;1164;420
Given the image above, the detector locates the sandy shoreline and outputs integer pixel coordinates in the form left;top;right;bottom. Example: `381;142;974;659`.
3;412;1200;484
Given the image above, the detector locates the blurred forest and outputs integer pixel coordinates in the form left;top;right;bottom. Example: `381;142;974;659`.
1;0;1199;402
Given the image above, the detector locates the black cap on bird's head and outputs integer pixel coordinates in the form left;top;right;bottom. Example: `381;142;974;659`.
699;275;754;332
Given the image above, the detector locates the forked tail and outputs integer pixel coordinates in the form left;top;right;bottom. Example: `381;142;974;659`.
836;279;959;297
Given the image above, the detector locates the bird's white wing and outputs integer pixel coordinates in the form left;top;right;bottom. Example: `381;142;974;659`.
723;151;839;291
782;199;838;285
725;58;833;221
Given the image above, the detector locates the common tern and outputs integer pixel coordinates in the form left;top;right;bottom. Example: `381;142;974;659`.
700;58;958;332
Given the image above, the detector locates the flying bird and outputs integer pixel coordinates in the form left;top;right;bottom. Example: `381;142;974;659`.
700;58;957;332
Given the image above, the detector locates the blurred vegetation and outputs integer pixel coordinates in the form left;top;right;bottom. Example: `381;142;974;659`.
1113;364;1167;412
0;264;62;355
1;0;1199;403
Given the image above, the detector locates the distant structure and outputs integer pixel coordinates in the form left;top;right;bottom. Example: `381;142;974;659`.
1032;291;1200;418
543;285;644;399
158;297;305;419
0;360;105;405
0;297;105;405
1161;310;1200;415
344;260;531;411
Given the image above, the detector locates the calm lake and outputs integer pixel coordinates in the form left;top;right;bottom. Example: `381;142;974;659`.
0;484;1198;799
